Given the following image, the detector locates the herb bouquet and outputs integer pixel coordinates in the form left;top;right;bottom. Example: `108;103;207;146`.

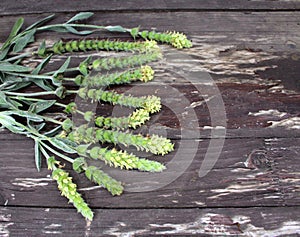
0;12;192;220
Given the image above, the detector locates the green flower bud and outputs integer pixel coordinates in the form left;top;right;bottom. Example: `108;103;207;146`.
140;65;154;82
72;157;87;173
139;30;192;49
52;168;93;220
76;144;90;156
84;111;94;122
85;166;123;196
64;102;77;114
46;39;161;55
88;147;166;172
62;118;73;132
55;86;66;99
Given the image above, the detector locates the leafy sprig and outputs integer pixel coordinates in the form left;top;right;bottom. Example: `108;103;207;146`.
0;12;192;220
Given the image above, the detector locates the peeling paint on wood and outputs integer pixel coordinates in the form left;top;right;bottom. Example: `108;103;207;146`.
0;212;13;237
12;177;52;188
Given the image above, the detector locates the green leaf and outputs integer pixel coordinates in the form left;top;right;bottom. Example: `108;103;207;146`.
66;12;94;23
0;113;26;134
7;98;22;109
32;54;52;75
3;81;31;91
104;25;128;33
37;40;46;56
130;27;140;39
0;62;31;72
34;140;42;172
28;122;45;132
54;57;71;77
13;29;36;53
32;78;55;91
72;157;87;173
6;110;44;122
43;125;62;137
44;25;70;33
64;26;93;35
0;92;8;107
49;137;77;154
25;14;55;31
1;17;24;50
0;92;22;109
0;47;11;61
28;100;56;114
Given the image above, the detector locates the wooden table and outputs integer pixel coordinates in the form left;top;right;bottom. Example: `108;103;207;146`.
1;1;300;236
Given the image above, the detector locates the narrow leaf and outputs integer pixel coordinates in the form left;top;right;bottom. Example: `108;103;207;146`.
0;92;22;109
0;46;11;61
13;29;36;53
3;82;31;91
64;26;93;35
32;54;52;75
28;100;56;113
104;25;128;33
35;122;46;131
1;17;24;50
49;137;77;154
0;92;8;107
37;40;46;56
0;62;31;72
32;78;55;91
0;113;26;134
34;140;42;172
42;25;70;33
6;110;43;122
25;14;55;31
54;57;71;77
7;98;22;109
66;12;94;23
43;125;62;137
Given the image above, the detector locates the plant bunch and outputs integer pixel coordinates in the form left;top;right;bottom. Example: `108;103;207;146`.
0;12;192;220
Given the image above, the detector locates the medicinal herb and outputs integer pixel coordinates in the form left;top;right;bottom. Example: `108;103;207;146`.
0;12;192;220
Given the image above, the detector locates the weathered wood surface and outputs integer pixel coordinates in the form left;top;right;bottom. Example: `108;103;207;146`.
1;2;300;236
1;207;299;236
1;137;299;208
1;0;300;15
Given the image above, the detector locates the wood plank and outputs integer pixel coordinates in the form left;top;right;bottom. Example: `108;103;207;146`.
1;206;299;236
0;77;299;138
1;0;300;16
0;23;299;136
0;11;300;52
0;137;299;208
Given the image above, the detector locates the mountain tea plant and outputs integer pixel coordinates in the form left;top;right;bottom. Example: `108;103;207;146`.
0;12;192;220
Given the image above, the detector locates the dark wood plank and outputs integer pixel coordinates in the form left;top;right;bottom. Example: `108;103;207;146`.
1;137;299;208
1;12;299;136
0;11;300;53
1;206;299;236
1;0;300;16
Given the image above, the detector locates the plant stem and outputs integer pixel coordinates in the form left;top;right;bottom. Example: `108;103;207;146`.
5;72;53;80
45;67;79;75
37;23;128;32
67;90;78;94
40;141;74;163
5;90;55;97
4;52;35;62
39;144;56;169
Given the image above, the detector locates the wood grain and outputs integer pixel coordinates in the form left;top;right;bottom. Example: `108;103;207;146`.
1;206;299;236
0;2;299;236
0;11;299;53
0;137;299;208
1;0;300;16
